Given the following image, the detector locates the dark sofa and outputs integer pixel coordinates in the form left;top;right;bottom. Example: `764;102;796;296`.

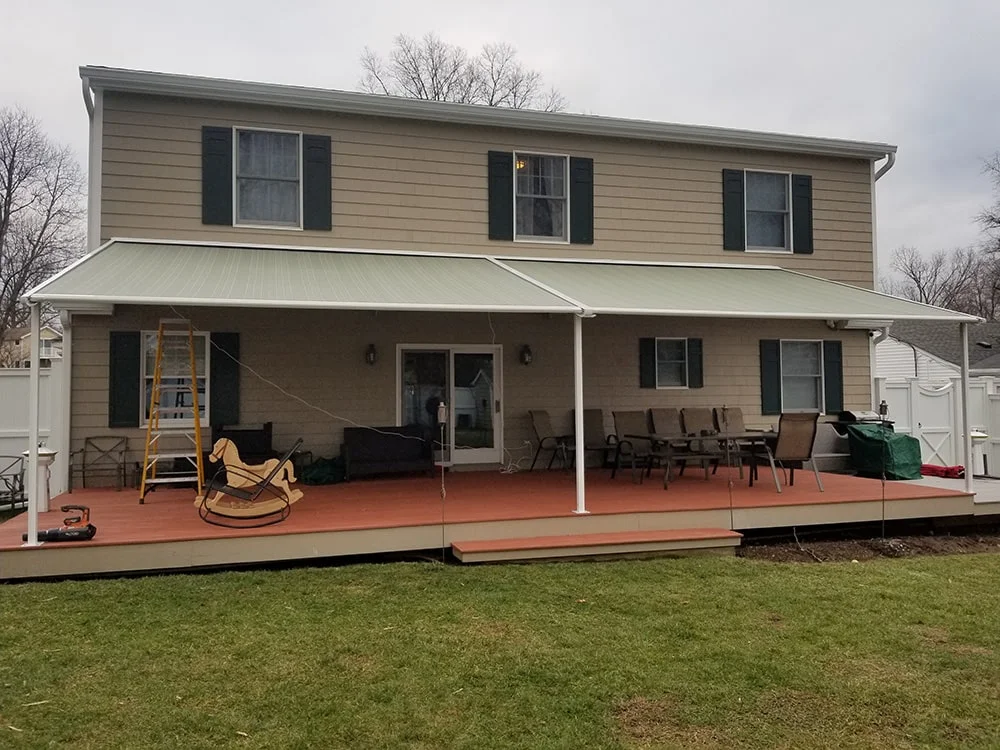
341;425;432;480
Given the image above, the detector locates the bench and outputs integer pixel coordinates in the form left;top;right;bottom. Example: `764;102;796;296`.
341;425;432;480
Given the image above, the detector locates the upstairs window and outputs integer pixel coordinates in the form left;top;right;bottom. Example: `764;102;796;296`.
745;171;790;251
515;153;568;242
235;129;301;227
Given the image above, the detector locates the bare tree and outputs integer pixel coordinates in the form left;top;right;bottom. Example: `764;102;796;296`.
0;107;85;354
886;245;1000;319
360;34;567;112
979;153;1000;252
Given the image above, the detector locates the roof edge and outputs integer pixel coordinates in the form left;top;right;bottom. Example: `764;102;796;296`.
79;66;896;160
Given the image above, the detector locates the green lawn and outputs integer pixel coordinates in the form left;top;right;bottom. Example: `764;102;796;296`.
2;554;999;749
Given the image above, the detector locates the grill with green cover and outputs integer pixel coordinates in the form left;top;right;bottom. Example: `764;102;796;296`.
845;423;922;480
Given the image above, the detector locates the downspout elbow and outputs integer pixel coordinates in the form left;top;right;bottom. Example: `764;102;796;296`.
872;326;890;346
81;77;94;118
875;152;896;181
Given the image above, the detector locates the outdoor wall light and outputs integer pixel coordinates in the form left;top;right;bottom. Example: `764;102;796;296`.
365;344;377;365
519;345;533;365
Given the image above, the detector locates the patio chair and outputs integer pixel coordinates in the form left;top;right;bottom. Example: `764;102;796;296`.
528;410;574;470
0;456;25;509
713;406;754;477
680;408;724;474
750;412;823;493
69;436;128;491
611;410;663;481
570;409;618;468
198;438;304;528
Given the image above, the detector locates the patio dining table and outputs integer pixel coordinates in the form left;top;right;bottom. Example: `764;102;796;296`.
624;431;778;489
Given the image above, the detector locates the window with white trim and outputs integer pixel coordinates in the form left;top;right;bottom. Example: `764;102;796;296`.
656;338;688;388
746;171;791;250
780;340;823;411
235;129;302;227
141;332;209;425
515;153;568;241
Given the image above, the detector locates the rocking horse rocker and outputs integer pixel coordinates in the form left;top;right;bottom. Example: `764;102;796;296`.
196;438;304;527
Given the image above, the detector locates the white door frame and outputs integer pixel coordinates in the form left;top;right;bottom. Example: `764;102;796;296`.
395;343;504;465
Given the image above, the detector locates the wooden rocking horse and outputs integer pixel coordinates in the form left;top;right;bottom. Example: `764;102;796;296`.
196;438;304;527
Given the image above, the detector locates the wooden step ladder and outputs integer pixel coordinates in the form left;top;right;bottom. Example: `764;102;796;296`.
139;319;205;503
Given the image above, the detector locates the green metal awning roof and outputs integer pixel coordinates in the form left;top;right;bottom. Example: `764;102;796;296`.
28;240;578;313
28;239;978;322
502;259;979;321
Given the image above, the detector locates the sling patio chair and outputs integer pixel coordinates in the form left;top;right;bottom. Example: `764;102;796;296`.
749;412;823;493
569;409;618;469
680;407;725;475
528;410;574;470
651;408;722;487
611;410;665;482
713;406;756;477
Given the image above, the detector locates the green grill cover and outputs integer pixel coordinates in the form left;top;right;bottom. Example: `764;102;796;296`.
846;423;923;480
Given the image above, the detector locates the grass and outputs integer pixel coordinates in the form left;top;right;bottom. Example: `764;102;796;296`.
2;554;1000;749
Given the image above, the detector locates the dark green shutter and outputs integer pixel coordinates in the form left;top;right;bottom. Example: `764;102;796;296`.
109;332;141;428
722;168;745;251
202;126;233;225
687;338;704;388
488;151;514;240
302;134;332;230
823;340;843;414
639;338;656;388
760;340;782;415
569;156;594;244
210;333;240;426
792;174;813;254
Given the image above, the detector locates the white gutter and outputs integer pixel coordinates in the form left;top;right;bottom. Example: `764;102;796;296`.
875;152;896;181
79;66;897;160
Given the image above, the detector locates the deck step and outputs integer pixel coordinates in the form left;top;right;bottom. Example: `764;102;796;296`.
451;528;742;563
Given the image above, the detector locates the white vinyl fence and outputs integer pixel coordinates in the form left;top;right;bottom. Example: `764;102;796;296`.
0;362;67;495
875;376;1000;476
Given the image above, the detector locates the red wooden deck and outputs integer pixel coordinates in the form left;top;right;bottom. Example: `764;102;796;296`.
0;469;972;553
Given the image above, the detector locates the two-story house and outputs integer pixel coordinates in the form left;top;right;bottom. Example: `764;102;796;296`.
9;65;982;571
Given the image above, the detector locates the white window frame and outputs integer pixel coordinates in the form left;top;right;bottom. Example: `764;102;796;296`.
513;151;571;244
655;337;689;390
779;339;825;413
140;331;211;427
233;126;304;231
744;169;793;254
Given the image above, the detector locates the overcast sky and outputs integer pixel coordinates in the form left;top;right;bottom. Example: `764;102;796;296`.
4;0;999;274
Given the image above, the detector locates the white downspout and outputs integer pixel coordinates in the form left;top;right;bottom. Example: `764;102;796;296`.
960;322;974;494
870;326;891;408
23;303;42;546
572;314;589;515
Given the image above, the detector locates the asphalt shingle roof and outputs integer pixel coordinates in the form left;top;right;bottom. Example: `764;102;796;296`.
890;320;1000;368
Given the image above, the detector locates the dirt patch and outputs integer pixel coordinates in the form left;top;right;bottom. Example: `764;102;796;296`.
615;696;726;749
914;625;994;657
741;532;1000;563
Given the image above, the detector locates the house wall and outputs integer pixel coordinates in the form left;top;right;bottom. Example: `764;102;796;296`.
70;307;871;474
100;92;875;287
876;337;958;385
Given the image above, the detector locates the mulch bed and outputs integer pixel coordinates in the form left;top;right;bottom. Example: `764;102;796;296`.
741;531;1000;563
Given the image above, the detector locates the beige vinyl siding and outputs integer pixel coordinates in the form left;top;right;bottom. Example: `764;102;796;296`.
70;307;870;479
101;93;875;287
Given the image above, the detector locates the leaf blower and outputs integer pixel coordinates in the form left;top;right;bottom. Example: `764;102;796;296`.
22;505;97;542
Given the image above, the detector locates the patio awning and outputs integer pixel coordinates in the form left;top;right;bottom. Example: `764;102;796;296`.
27;240;578;313
501;259;979;322
28;239;978;322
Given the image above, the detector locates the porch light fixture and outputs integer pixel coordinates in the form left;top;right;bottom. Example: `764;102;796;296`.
365;344;377;365
519;345;533;365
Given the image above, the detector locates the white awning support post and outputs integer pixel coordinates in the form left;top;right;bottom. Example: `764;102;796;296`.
24;302;41;546
960;321;974;494
572;313;589;515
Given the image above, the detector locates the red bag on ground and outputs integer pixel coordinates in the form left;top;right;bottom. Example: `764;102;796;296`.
920;464;965;478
